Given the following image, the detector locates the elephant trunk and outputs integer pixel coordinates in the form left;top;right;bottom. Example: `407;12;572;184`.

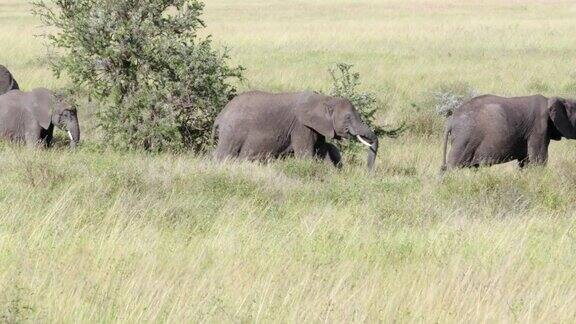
367;136;378;171
354;124;378;170
66;117;80;149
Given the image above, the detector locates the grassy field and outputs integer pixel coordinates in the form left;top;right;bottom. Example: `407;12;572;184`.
2;0;576;322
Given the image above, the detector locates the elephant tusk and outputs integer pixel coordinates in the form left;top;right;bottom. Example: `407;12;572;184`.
356;135;372;147
68;131;73;141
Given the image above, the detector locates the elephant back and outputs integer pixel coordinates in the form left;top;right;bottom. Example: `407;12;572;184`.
0;65;19;95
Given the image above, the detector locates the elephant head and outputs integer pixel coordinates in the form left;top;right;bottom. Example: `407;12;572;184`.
549;97;576;140
297;97;379;170
29;88;80;148
0;65;19;95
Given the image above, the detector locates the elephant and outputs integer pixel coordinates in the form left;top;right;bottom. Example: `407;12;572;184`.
0;88;80;148
441;94;576;170
0;65;19;95
213;91;379;169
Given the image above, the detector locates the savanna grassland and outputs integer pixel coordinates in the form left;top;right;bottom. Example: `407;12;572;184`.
2;0;576;322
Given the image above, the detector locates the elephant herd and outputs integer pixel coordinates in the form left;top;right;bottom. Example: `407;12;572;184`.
1;64;575;171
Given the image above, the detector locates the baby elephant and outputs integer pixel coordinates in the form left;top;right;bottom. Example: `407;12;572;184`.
0;88;80;148
214;91;379;169
441;94;576;170
0;65;19;95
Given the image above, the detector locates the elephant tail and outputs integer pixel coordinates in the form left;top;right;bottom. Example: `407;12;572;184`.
440;119;451;172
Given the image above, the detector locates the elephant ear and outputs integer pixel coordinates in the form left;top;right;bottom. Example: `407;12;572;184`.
296;98;335;138
549;97;576;139
28;88;54;130
24;88;56;129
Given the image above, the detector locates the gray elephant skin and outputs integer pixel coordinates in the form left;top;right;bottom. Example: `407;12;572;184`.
213;91;379;169
441;94;576;170
0;65;19;95
0;88;80;148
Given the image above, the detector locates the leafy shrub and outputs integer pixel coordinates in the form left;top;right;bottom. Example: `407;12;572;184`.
409;81;476;136
327;63;404;155
432;81;477;117
33;0;243;152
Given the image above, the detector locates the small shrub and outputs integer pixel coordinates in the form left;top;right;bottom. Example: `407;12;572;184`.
432;81;477;117
327;63;405;157
33;0;243;152
409;82;476;136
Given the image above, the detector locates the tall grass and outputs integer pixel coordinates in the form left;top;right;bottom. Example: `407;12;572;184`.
1;0;576;322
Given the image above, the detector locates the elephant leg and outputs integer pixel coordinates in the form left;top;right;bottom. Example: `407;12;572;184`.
518;158;527;169
325;143;342;168
214;130;243;161
447;137;477;169
238;143;263;161
24;125;43;149
527;136;550;166
291;125;317;159
517;146;529;169
214;141;242;161
40;124;54;148
315;141;342;168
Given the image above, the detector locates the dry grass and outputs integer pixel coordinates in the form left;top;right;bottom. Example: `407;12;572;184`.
1;0;576;322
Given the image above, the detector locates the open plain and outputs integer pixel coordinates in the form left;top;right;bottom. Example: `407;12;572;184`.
1;0;576;322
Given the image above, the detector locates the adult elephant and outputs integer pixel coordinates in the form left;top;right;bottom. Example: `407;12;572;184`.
441;94;576;170
0;88;80;148
0;65;19;95
213;91;379;169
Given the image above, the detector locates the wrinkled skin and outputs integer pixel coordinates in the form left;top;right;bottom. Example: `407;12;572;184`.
214;91;378;170
0;65;19;95
0;88;80;148
441;94;576;170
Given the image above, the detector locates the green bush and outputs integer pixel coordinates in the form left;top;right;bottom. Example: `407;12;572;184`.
327;63;404;154
409;81;476;137
33;0;243;152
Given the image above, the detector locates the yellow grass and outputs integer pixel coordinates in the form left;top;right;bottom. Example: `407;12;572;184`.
1;0;576;322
